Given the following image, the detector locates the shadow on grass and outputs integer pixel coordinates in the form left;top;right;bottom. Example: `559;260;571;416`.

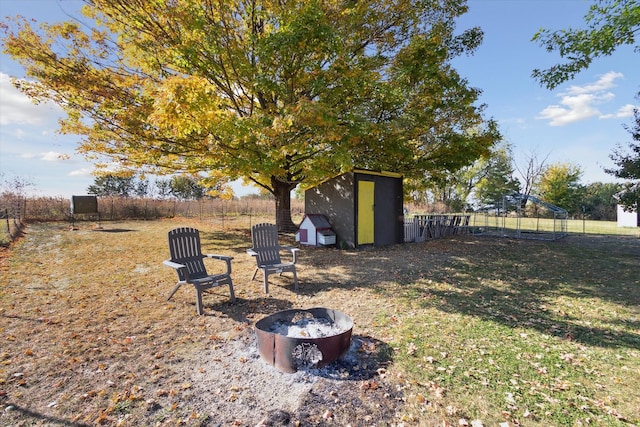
202;229;252;252
417;284;640;349
165;227;640;350
397;236;640;350
203;295;296;324
1;404;91;427
289;235;640;350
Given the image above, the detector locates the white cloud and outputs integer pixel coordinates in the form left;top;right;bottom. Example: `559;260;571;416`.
40;151;69;162
599;103;636;119
68;167;94;177
12;128;26;138
565;71;623;95
537;71;628;126
0;72;62;126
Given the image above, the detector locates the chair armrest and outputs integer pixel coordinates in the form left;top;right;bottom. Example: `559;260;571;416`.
246;248;257;256
205;254;234;261
204;254;233;274
163;259;186;270
281;246;299;263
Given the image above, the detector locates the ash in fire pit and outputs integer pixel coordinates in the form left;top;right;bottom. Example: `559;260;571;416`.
268;312;345;338
255;308;353;373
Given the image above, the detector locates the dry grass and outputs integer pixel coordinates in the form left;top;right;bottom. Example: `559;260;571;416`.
1;218;639;426
1;218;400;426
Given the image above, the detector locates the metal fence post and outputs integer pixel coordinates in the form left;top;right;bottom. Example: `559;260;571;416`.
3;208;8;238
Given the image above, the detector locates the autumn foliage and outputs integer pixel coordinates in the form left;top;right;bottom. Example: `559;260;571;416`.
2;0;500;231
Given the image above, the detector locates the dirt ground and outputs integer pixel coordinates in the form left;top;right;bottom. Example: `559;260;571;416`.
175;328;404;426
0;220;416;426
4;220;636;426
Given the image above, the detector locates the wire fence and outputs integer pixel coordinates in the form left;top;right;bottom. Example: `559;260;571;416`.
0;197;26;245
466;211;639;238
2;195;638;245
1;195;305;245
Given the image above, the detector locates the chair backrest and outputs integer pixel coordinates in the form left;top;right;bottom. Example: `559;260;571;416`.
251;223;281;266
168;227;207;281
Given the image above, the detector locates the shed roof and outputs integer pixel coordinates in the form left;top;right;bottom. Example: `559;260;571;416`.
302;214;332;229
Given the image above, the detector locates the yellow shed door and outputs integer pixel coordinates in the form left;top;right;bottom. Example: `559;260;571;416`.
357;180;375;245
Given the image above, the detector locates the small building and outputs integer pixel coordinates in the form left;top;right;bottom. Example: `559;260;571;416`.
304;169;404;248
614;184;639;227
295;214;336;246
617;204;639;227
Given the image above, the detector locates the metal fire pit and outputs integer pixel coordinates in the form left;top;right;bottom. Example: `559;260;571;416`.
255;308;353;373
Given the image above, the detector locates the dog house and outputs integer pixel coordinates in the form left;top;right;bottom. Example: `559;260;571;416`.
296;214;336;246
304;169;404;248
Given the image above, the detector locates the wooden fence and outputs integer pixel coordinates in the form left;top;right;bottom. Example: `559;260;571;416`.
404;214;470;243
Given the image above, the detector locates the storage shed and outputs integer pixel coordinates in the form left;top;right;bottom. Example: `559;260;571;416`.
617;204;639;227
304;169;404;248
296;214;336;246
614;185;639;227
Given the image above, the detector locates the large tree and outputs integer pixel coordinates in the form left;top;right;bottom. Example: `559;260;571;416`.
531;0;639;211
465;140;520;208
536;162;584;215
2;0;499;231
515;150;550;210
583;181;623;220
531;0;639;90
87;174;137;197
605;107;640;209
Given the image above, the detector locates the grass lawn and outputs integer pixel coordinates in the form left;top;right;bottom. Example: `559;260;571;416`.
1;218;638;426
469;215;640;238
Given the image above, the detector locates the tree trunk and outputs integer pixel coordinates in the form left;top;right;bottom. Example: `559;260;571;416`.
272;177;298;232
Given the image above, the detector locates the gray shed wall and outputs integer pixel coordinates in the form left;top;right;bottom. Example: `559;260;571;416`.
304;171;403;248
305;172;356;247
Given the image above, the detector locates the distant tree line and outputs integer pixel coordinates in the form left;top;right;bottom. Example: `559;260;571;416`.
407;141;623;220
84;158;624;220
87;174;248;200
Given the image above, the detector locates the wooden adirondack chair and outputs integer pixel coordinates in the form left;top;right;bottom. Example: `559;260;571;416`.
163;227;235;315
248;223;299;293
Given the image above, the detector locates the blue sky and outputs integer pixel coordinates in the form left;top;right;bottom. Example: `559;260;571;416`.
1;0;638;198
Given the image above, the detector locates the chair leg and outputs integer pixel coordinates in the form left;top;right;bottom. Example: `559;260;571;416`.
292;269;298;290
251;267;259;281
229;282;236;303
195;286;204;315
263;270;269;294
167;282;183;301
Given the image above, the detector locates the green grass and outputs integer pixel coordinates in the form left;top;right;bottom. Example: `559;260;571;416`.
375;236;639;425
470;215;640;237
2;220;638;426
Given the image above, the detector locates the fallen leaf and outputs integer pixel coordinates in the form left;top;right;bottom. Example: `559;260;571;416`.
407;342;417;355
